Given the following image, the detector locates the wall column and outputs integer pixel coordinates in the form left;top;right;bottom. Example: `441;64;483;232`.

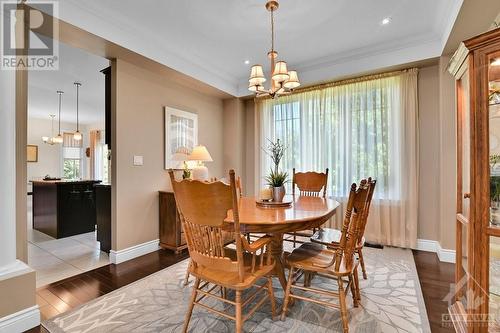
0;5;39;331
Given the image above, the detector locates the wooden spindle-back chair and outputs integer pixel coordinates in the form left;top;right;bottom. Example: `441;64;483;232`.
311;178;376;280
168;170;276;333
282;179;372;333
288;168;329;246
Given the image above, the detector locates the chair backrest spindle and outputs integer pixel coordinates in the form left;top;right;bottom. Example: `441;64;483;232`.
334;179;372;272
168;169;245;282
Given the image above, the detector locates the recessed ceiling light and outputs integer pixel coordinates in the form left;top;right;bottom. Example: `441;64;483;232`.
492;58;500;66
381;17;391;25
244;60;250;65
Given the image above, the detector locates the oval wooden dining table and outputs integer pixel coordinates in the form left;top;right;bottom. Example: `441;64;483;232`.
224;195;340;291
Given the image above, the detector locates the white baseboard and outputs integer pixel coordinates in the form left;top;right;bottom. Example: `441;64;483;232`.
415;239;456;263
0;305;40;333
110;239;160;264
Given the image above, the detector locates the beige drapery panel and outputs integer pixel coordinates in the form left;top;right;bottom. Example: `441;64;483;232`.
255;69;419;248
89;130;102;179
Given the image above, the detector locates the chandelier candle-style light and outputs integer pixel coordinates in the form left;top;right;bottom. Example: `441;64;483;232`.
248;0;300;98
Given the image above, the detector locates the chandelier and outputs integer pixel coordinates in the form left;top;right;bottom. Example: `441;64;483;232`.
42;91;64;144
41;114;58;145
248;0;300;98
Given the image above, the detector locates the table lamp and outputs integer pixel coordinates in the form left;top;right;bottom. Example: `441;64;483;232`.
172;147;191;179
189;145;213;181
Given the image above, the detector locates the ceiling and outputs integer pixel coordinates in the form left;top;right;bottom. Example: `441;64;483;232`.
28;42;109;125
51;0;464;97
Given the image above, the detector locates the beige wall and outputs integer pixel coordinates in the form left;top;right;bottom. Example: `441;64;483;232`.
244;99;256;196
417;65;441;242
0;268;36;318
438;55;457;250
113;58;224;250
223;98;245;178
417;60;457;250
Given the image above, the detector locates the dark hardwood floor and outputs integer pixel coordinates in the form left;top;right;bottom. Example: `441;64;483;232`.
413;250;455;333
26;249;454;332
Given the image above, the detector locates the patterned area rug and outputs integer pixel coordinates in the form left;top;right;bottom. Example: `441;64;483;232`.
42;246;430;333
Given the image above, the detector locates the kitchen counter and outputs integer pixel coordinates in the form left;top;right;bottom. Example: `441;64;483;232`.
32;180;101;238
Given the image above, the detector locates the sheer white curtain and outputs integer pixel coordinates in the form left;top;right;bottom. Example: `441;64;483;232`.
256;69;419;248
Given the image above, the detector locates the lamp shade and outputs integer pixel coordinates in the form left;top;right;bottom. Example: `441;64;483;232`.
248;83;265;92
283;70;300;89
188;145;213;162
172;146;191;161
53;134;63;144
73;131;82;141
272;61;289;82
249;65;266;85
492;58;500;66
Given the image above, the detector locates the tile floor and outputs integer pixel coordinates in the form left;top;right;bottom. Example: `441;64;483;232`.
27;197;110;288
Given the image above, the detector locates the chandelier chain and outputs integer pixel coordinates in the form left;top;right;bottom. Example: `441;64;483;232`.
270;8;275;52
58;92;62;135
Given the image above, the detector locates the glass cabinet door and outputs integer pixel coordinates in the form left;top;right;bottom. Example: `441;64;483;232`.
488;51;500;330
455;68;471;310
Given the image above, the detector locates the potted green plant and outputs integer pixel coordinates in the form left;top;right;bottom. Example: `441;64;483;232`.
264;139;288;202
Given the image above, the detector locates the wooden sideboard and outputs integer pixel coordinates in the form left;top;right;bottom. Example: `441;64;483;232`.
159;191;187;253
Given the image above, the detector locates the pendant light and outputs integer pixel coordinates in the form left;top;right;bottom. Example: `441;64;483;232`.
73;82;82;141
42;114;57;145
53;91;64;144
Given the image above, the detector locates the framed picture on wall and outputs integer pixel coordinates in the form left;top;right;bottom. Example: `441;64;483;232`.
164;106;198;169
27;145;38;163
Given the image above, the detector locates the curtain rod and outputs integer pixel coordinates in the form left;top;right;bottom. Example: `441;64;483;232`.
255;68;418;100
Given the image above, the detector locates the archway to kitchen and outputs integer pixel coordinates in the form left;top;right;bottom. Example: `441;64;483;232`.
26;41;111;287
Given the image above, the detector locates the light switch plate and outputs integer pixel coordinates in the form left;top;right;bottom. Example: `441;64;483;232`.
133;155;143;166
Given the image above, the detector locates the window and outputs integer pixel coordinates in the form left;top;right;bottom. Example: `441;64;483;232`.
260;75;401;200
259;70;419;247
62;132;82;179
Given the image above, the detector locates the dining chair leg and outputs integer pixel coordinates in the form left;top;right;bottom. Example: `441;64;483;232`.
358;248;367;280
353;267;361;301
281;266;295;321
303;272;310;287
348;275;358;307
183;277;200;333
337;277;349;333
293;234;297;247
183;260;191;286
267;277;276;320
235;290;242;333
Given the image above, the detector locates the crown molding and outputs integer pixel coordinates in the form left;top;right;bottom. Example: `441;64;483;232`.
50;0;462;98
56;0;239;96
236;36;442;97
437;0;464;52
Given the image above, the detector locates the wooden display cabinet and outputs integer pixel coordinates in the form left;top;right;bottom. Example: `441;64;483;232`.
448;27;500;332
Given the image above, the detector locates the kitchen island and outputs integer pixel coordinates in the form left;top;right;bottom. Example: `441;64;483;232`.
32;180;101;239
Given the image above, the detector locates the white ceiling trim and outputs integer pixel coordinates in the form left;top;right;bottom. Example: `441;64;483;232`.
437;0;464;52
45;0;464;98
54;0;240;96
236;36;443;97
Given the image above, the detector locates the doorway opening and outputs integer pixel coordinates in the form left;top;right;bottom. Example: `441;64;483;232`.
27;41;111;287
